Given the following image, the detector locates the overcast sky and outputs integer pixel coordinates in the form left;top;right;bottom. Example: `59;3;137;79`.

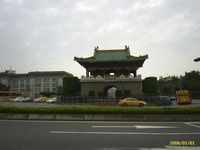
0;0;199;78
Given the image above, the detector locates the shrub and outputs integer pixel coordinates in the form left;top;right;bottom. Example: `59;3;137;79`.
0;106;200;114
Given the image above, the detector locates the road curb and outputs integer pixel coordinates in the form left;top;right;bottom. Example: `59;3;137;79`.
0;113;200;121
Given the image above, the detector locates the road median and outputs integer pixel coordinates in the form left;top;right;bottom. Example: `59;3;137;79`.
0;105;200;121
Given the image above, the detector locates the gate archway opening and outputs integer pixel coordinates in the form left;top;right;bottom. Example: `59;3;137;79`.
104;85;118;99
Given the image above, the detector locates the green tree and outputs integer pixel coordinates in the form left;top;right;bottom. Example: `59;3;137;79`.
0;83;9;91
57;86;63;96
182;71;200;98
184;71;200;81
63;77;80;96
142;77;158;95
157;71;200;98
158;76;180;96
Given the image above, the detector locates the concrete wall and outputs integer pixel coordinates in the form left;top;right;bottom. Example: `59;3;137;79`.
81;81;142;96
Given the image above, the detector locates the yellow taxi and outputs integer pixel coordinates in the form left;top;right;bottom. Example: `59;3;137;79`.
33;97;49;103
119;97;147;107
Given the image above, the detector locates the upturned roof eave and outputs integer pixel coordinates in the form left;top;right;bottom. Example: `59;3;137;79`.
74;54;148;63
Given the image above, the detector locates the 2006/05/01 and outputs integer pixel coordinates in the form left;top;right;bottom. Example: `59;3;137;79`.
169;140;195;146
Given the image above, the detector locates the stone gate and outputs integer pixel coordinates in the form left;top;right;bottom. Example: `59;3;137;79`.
74;45;148;97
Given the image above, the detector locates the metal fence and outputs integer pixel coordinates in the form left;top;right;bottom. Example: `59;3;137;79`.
60;96;160;106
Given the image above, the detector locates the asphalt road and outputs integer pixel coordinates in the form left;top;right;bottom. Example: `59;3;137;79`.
0;120;199;150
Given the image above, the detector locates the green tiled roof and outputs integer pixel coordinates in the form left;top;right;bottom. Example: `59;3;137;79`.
74;46;148;63
95;50;129;61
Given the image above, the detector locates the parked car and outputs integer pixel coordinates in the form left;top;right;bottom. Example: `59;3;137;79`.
157;96;172;106
22;97;33;102
33;97;49;103
119;97;147;107
47;97;57;103
170;97;176;101
13;97;25;102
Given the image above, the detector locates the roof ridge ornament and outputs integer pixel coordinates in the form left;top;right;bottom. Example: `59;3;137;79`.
93;46;99;58
125;45;129;50
94;46;99;51
125;45;130;56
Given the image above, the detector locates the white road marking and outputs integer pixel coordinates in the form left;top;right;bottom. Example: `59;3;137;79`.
1;120;199;124
184;122;200;128
92;125;178;129
92;125;136;128
134;125;177;129
50;131;200;135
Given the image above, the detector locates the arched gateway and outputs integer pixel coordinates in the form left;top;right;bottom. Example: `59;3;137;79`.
74;46;148;98
104;85;118;99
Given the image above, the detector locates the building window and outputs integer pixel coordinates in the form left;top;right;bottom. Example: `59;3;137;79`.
25;79;30;83
52;83;58;87
35;79;41;82
35;83;41;87
20;89;24;92
11;84;18;88
20;84;24;88
43;83;50;87
43;88;50;92
43;78;50;82
52;88;57;92
35;88;41;92
20;80;24;83
25;85;30;91
12;88;18;91
52;78;58;82
12;79;18;84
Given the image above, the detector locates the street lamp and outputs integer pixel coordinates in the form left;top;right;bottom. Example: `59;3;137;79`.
194;57;200;62
179;76;182;90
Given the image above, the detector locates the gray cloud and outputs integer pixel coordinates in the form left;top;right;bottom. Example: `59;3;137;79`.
0;0;199;78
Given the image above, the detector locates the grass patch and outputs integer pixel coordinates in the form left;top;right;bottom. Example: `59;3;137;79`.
0;105;200;114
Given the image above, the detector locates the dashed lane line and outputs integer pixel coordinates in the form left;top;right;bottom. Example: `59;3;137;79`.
91;125;178;129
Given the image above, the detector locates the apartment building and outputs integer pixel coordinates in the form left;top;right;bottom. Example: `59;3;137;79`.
0;70;73;97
